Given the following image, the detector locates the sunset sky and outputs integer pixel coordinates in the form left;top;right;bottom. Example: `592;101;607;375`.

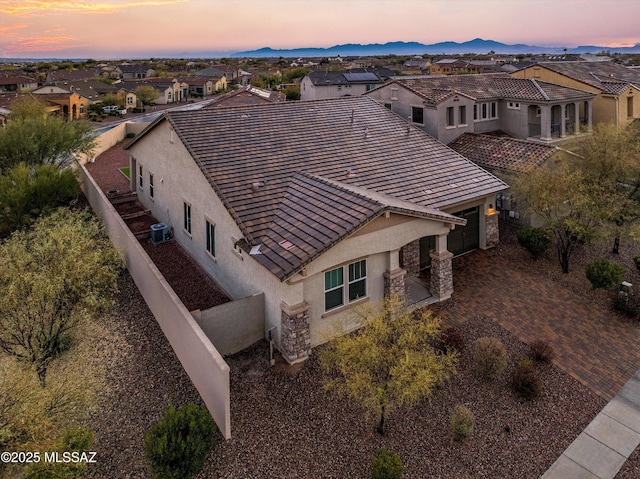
1;0;639;59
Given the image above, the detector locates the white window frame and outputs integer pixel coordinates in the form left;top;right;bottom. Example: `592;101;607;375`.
324;259;367;312
138;164;143;189
411;106;424;125
446;106;455;128
459;105;467;126
149;172;154;199
205;219;215;258
507;102;520;110
183;201;192;235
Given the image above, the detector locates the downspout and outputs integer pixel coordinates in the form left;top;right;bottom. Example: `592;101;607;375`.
615;96;619;126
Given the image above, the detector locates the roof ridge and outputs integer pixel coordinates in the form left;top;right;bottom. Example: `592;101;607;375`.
530;78;550;101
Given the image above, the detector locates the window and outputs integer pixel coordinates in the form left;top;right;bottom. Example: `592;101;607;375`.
206;220;215;257
411;106;424;124
391;87;398;100
384;103;392;110
507;102;520;110
459;105;467;125
475;102;498;121
79;104;85;114
491;102;497;118
481;102;488;119
348;259;367;301
473;104;478;121
127;96;133;105
628;96;634;118
366;84;376;92
446;107;455;127
183;202;191;234
149;173;154;198
138;165;143;189
324;259;367;311
324;267;344;311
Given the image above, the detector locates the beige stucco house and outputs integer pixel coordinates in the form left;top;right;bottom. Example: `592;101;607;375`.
511;62;640;127
126;97;507;363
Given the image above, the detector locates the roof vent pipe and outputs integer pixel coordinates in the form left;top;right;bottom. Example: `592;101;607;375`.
351;109;354;124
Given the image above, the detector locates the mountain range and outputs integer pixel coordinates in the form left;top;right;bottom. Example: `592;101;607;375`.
231;38;640;58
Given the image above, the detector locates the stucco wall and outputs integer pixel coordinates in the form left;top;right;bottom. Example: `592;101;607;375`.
192;292;265;355
79;162;232;439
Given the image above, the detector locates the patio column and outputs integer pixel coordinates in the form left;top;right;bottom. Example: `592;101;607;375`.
574;102;580;134
540;105;552;141
560;104;566;138
280;300;311;364
430;233;453;300
384;248;407;303
586;101;593;132
399;240;420;277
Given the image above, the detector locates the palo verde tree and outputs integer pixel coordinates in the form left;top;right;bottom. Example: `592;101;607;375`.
319;296;458;435
513;159;605;274
134;85;159;109
0;96;96;170
566;122;640;254
0;208;121;386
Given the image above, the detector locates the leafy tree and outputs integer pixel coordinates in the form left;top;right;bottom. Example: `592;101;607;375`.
134;85;159;108
101;92;120;107
0;96;96;170
283;67;309;83
513;161;603;273
0;163;80;236
319;296;458;435
567;122;640;253
283;85;300;101
0;209;121;385
145;403;216;479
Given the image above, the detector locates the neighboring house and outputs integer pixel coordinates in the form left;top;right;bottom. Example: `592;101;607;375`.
31;86;89;120
116;64;155;80
366;73;595;144
178;76;227;96
203;85;286;108
300;69;385;100
0;75;38;93
121;78;187;104
402;57;431;73
45;69;97;84
125;96;507;363
511;62;640;127
51;79;136;107
448;133;559;224
429;59;497;75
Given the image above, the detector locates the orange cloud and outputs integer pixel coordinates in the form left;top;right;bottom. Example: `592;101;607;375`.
0;23;27;34
0;0;189;16
4;36;86;53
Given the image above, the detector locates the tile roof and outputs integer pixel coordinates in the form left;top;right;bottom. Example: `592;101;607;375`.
448;133;558;174
533;61;640;92
203;85;286;108
385;73;594;104
128;96;507;280
0;75;36;86
307;70;384;86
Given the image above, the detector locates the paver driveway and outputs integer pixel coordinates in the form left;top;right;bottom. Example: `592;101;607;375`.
431;249;640;400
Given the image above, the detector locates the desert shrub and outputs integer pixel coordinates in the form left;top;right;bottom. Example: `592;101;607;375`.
473;337;507;380
615;287;640;319
516;226;551;260
144;403;216;479
450;404;475;442
529;339;555;363
125;132;136;138
371;448;403;479
585;258;625;289
24;427;94;479
439;326;465;352
511;358;541;400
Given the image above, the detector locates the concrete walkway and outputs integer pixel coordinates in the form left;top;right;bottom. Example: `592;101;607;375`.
542;370;640;479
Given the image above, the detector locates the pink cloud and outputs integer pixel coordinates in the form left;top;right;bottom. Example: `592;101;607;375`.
0;0;189;16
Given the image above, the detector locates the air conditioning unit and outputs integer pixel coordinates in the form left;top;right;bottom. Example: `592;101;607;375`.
150;223;169;244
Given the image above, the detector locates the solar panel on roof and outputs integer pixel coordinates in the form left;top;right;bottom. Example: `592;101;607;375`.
343;72;379;82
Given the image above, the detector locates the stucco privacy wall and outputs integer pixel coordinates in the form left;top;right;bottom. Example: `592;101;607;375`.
192;292;265;355
78;128;231;439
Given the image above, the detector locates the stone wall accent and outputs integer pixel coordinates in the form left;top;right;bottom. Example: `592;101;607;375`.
485;212;499;249
280;301;311;364
430;250;453;300
400;240;420;277
384;268;407;303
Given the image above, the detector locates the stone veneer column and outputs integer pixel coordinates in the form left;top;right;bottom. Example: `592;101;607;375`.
430;233;453;300
384;268;407;304
280;301;311;364
399;240;420;277
485;210;499;249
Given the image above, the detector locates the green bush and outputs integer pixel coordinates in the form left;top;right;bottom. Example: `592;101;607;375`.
511;358;541;400
530;339;555;363
371;448;403;479
585;258;625;289
516;226;552;260
473;337;508;380
450;404;475;442
144;403;216;479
